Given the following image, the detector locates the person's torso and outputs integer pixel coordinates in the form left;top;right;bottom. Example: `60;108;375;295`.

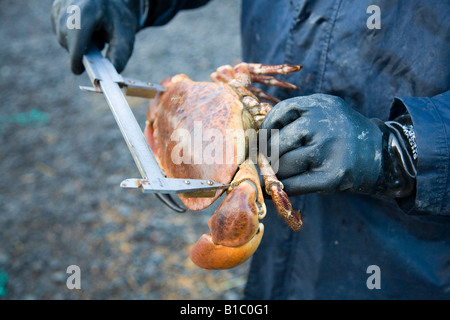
241;0;449;119
241;0;450;299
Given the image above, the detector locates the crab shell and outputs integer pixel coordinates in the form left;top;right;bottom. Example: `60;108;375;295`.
145;74;256;211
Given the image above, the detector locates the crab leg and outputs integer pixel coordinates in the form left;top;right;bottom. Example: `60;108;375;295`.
246;63;302;75
210;65;235;84
258;153;303;232
250;74;298;90
210;63;301;104
248;86;281;104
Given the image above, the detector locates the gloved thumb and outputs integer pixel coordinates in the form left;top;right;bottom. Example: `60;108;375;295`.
104;5;138;73
105;25;136;73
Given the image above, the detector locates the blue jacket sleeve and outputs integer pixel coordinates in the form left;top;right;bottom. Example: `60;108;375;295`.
145;0;211;26
390;91;450;216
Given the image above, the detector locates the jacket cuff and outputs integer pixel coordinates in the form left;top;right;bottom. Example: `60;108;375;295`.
390;91;450;215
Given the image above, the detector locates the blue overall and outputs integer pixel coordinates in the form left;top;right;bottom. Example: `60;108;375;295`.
157;0;450;299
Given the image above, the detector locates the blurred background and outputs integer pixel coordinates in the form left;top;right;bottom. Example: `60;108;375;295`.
0;0;246;299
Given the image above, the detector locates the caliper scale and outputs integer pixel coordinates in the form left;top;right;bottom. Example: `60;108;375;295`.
81;45;229;203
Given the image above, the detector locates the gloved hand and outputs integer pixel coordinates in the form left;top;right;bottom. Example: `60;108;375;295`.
51;0;147;74
261;94;417;198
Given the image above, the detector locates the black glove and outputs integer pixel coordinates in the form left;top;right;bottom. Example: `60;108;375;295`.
261;94;417;198
51;0;147;74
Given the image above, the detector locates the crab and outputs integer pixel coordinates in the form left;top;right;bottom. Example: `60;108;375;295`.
144;62;303;269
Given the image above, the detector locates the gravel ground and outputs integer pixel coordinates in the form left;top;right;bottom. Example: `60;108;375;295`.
0;0;247;300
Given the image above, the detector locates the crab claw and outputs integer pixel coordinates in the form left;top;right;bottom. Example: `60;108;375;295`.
190;160;266;269
190;224;264;270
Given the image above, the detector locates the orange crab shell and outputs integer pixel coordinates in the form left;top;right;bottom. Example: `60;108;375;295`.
144;74;254;211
